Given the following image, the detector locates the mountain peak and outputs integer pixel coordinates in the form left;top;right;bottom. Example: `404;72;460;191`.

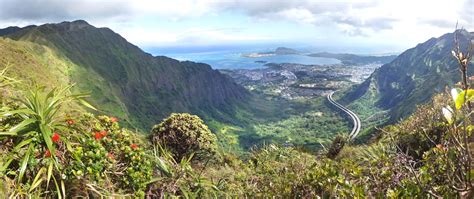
71;19;90;24
0;26;21;36
0;25;37;36
454;28;470;35
53;19;93;30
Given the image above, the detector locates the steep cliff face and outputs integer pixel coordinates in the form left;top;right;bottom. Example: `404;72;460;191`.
345;30;473;122
2;20;249;130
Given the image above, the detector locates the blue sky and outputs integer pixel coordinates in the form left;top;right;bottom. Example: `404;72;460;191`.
0;0;472;54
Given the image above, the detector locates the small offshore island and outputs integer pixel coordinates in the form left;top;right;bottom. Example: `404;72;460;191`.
241;47;302;58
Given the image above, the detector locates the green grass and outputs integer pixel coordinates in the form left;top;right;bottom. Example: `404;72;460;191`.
70;65;134;127
0;38;71;89
336;80;389;142
250;97;349;150
207;120;246;155
207;96;351;152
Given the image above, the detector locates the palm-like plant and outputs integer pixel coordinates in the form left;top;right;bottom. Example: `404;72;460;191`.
0;66;19;89
0;85;96;198
147;144;219;198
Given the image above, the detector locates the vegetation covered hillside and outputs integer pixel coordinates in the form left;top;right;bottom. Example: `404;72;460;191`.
342;30;474;139
0;20;251;130
0;51;472;197
0;23;472;197
0;20;352;152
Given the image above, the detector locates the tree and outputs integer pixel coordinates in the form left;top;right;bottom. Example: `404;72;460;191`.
326;134;347;159
150;113;217;161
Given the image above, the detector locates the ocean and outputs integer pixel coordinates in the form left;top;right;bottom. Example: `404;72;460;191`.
148;49;341;69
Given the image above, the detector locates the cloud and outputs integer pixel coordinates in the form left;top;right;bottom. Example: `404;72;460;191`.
129;0;216;20
213;0;473;35
0;0;130;22
118;26;275;47
337;24;369;37
335;16;398;30
270;8;318;24
1;0;469;32
459;0;473;27
212;0;400;35
419;19;457;29
215;0;373;17
0;0;471;49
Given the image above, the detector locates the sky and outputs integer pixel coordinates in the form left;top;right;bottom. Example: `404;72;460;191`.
0;0;472;54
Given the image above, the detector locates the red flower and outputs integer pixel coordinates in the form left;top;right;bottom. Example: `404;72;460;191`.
110;117;118;123
95;132;103;140
107;152;115;160
100;130;107;137
436;144;444;150
52;132;60;143
44;150;51;157
130;144;139;150
66;119;75;125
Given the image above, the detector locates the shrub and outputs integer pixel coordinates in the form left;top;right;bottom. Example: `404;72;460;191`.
385;94;448;161
0;83;153;197
146;145;219;198
241;144;316;197
67;114;153;198
150;113;217;161
0;86;95;197
326;134;347;159
383;31;474;197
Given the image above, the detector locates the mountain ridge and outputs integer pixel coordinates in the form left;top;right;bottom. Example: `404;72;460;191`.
0;20;251;130
343;29;473;125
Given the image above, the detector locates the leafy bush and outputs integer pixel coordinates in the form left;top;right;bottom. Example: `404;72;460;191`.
0;86;94;198
384;94;447;160
326;134;348;159
150;113;217;161
66;114;153;198
0;83;153;197
237;144;316;197
146;145;219;198
206;144;364;198
380;35;474;197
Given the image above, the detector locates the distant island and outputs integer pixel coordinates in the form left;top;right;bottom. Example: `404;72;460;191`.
274;47;301;55
242;47;302;58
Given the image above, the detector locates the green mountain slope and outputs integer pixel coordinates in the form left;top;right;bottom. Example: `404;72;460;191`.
308;52;397;65
343;30;473;127
0;20;251;130
0;38;73;88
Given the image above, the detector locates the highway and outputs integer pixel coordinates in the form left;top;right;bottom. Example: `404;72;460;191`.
327;92;361;139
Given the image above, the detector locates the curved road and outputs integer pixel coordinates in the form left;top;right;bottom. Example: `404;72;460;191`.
327;91;361;139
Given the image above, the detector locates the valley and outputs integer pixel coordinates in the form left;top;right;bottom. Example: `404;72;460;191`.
0;20;387;153
0;13;472;196
211;50;395;152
